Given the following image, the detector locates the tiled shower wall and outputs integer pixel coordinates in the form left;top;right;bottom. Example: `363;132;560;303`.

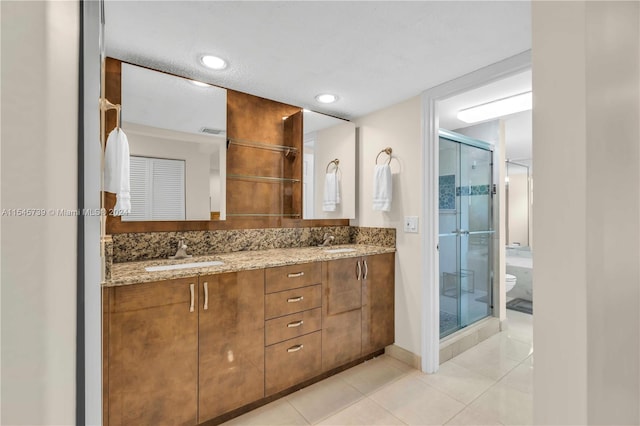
107;226;395;264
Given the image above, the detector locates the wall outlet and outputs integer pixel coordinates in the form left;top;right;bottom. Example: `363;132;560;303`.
404;216;419;233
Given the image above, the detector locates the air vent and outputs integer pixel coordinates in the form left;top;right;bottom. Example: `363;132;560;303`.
200;127;225;135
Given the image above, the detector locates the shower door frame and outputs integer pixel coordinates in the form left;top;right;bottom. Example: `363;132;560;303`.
420;51;531;373
438;129;495;339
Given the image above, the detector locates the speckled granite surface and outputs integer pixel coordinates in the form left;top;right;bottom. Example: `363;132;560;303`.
111;226;353;263
350;227;396;247
110;226;397;263
103;236;113;281
105;244;395;287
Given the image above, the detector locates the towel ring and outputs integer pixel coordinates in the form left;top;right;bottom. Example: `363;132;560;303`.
326;158;340;173
376;147;392;165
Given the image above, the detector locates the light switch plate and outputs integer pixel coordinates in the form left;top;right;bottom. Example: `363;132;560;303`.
404;216;418;233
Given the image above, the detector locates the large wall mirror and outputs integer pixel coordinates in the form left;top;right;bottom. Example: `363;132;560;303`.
120;63;227;221
303;111;356;219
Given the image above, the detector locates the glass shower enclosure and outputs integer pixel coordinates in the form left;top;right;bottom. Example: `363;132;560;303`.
438;130;494;338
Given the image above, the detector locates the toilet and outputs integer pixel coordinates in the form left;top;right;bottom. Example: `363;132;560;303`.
505;274;517;293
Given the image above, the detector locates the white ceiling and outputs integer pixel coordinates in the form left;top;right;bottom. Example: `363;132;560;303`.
104;1;531;120
438;70;532;164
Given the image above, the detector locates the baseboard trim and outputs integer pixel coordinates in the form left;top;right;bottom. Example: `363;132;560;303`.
385;344;422;370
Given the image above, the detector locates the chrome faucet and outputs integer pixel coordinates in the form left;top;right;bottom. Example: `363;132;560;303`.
320;233;335;247
169;240;192;259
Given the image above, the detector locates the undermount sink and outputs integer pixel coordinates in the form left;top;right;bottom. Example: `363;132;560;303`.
323;248;357;254
145;260;224;272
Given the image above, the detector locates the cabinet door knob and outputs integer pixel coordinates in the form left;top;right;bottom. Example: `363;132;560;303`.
363;260;369;280
287;296;304;303
203;282;209;310
189;283;195;313
356;260;362;281
287;320;304;328
287;344;304;353
287;272;305;278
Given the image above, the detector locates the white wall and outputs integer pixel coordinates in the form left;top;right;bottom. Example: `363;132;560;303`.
533;1;640;424
354;96;423;356
313;123;356;219
506;173;528;246
1;1;78;424
124;124;216;220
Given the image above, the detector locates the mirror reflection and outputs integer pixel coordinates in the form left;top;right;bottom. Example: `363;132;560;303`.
303;111;356;219
120;63;227;221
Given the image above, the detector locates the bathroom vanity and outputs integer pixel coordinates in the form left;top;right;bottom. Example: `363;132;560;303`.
102;246;395;426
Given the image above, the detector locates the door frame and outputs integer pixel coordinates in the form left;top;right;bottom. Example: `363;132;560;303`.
420;51;531;373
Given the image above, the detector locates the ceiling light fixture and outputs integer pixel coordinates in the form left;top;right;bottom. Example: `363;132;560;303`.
315;94;338;104
200;55;227;70
191;80;211;87
457;91;532;124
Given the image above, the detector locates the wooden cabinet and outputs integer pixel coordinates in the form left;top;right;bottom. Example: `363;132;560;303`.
198;270;265;423
105;271;265;426
106;278;199;426
322;253;396;371
104;253;394;424
322;257;363;371
264;262;323;396
361;253;395;354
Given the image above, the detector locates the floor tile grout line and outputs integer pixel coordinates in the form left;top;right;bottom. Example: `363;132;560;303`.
301;380;367;425
363;395;410;426
283;399;313;425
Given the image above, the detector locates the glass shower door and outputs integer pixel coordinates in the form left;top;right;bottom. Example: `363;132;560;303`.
439;131;493;338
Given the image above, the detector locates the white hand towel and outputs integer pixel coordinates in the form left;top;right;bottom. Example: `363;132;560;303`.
104;128;131;215
322;172;341;212
372;164;392;211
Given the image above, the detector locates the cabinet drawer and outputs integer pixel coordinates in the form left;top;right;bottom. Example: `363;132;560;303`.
265;285;321;319
265;308;321;346
265;262;322;293
265;331;322;396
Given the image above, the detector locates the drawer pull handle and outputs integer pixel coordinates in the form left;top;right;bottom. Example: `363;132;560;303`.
287;272;305;278
363;260;369;280
287;296;304;303
287;320;304;328
203;282;209;310
356;260;362;281
189;283;195;313
287;344;304;353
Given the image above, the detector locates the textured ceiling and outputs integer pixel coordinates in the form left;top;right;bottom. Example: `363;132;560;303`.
104;1;531;120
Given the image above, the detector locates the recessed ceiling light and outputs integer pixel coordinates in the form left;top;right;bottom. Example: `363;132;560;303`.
457;91;532;124
191;80;211;87
315;94;338;104
201;55;227;70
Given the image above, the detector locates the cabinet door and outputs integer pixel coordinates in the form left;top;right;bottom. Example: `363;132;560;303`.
198;270;265;423
325;257;362;316
362;253;395;355
107;278;198;426
322;258;362;371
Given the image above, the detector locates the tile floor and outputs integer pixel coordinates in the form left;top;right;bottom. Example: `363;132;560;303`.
223;310;533;426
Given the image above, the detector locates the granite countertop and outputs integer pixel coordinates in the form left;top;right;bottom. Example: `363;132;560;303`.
105;244;396;287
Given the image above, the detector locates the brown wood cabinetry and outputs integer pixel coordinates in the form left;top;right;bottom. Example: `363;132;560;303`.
198;270;265;423
322;257;363;371
106;278;199;426
361;253;395;355
104;253;394;425
322;253;396;371
104;271;266;426
264;261;323;396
